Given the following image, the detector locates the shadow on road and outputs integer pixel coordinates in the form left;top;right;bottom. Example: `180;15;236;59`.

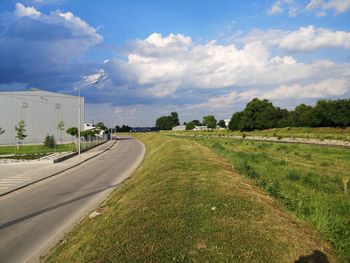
0;184;119;230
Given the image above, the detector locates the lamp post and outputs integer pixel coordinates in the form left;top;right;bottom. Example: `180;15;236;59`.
78;86;81;158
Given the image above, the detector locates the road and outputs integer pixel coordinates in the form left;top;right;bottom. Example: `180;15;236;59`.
0;136;145;263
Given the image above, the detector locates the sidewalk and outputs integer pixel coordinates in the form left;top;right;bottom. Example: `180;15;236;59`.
0;140;117;197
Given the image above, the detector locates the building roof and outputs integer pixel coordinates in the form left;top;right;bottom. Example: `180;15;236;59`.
0;89;77;98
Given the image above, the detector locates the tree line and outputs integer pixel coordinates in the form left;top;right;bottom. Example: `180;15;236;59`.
154;98;350;131
228;98;350;131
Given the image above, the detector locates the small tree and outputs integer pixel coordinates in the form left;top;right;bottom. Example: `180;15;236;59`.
15;119;27;148
57;119;65;143
44;134;56;148
66;127;78;137
0;127;4;135
218;120;226;128
203;115;217;129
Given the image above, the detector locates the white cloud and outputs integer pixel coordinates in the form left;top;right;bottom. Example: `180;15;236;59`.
15;3;41;18
241;26;350;52
263;78;349;99
267;0;298;17
306;0;350;15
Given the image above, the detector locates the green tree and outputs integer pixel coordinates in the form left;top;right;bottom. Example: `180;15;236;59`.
228;112;243;131
218;120;226;128
170;112;180;126
96;122;107;131
239;98;280;131
203;115;217;129
57;119;65;143
290;104;314;127
15;119;27;147
66;127;78;137
44;134;56;148
185;120;201;130
155;112;180;130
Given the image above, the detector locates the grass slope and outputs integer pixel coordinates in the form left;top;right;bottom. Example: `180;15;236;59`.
190;137;350;262
45;134;336;262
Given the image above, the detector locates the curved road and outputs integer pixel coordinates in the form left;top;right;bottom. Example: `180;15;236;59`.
0;136;145;263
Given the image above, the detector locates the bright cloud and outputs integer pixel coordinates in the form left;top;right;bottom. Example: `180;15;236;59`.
15;3;41;18
267;0;298;17
241;26;350;52
306;0;350;15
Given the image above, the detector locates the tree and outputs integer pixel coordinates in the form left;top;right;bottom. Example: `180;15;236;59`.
57;119;65;143
115;125;132;132
186;120;201;130
66;127;78;137
228;112;243;131
0;127;4;135
218;120;226;128
239;98;280;131
170;112;180;126
44;134;56;148
290;104;314;127
203;115;217;129
155;112;180;130
15;119;27;147
96;122;107;131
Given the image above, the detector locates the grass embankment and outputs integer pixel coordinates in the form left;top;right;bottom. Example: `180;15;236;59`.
170;127;350;141
46;134;336;262
189;137;350;262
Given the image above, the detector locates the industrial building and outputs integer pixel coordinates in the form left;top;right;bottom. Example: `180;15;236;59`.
0;89;84;145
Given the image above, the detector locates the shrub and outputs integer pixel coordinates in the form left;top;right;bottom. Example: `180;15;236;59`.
44;134;56;148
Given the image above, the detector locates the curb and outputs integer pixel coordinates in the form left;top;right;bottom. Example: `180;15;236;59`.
0;140;118;197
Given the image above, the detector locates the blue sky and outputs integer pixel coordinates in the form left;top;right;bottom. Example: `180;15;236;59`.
0;0;349;126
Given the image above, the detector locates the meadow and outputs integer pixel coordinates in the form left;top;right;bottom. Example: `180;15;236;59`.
189;136;350;262
171;127;350;142
46;134;338;262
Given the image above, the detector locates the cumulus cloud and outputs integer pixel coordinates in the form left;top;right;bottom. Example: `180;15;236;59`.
0;3;102;88
267;0;298;17
306;0;350;15
240;26;350;52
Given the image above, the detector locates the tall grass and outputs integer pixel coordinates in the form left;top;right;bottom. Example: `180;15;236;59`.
194;137;350;261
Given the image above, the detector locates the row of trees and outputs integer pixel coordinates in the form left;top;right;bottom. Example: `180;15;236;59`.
155;112;227;130
228;98;350;131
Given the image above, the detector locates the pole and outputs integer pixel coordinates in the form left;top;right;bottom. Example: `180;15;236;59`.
78;86;81;158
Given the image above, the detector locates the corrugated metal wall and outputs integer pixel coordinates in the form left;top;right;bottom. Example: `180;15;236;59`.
0;90;84;145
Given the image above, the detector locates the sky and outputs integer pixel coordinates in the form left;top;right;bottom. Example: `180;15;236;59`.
0;0;349;126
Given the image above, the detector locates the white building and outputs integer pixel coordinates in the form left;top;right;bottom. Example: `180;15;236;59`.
172;125;186;131
193;126;207;131
0;89;84;145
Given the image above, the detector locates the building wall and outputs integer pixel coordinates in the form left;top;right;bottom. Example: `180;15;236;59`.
0;90;84;145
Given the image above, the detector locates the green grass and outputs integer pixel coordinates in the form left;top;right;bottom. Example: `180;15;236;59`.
0;143;75;155
169;127;350;141
45;134;336;262
187;136;350;262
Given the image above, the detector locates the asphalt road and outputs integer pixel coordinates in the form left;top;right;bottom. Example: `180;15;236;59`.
0;136;145;263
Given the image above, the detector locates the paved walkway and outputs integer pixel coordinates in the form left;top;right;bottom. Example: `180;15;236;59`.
0;140;116;196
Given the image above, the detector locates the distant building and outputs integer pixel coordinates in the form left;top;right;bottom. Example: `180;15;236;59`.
193;126;207;131
172;125;186;131
0;89;84;145
224;119;231;127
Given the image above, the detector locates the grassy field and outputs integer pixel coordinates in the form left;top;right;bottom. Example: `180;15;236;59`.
46;134;337;262
169;127;350;141
0;143;75;155
185;136;350;262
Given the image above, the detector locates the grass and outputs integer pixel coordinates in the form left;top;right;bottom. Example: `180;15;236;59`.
45;133;336;262
186;136;350;262
169;127;350;141
0;143;75;155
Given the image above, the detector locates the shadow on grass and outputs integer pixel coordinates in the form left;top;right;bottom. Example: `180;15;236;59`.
294;250;329;263
0;184;118;230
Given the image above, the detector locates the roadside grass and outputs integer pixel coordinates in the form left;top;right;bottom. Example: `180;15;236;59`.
46;134;336;262
188;136;350;262
0;143;75;156
170;127;350;141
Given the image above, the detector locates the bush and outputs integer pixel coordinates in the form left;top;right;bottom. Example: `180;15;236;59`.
44;134;56;148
